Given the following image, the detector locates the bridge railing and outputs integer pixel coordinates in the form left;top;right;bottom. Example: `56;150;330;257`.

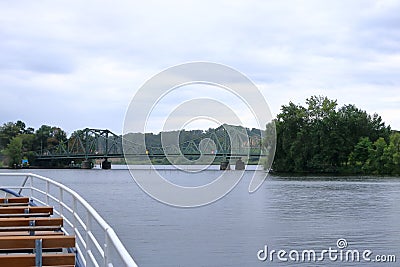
0;173;138;267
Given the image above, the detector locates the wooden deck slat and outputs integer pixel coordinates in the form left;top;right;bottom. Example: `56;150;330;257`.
0;217;63;227
0;197;29;203
0;231;64;236
0;253;75;266
0;225;61;232
0;235;75;249
0;206;53;215
0;213;51;218
0;204;30;208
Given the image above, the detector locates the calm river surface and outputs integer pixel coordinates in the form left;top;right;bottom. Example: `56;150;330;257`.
2;168;400;266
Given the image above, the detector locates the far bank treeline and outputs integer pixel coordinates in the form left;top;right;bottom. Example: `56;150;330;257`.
1;95;399;175
270;95;399;175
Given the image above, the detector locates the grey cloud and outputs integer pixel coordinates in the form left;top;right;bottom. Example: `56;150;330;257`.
1;0;400;132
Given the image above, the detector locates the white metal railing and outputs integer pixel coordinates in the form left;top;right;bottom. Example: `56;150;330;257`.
0;173;138;267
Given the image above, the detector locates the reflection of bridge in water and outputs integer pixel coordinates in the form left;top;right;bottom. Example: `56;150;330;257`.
35;127;267;170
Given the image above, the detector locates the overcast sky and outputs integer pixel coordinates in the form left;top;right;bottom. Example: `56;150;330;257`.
1;0;399;135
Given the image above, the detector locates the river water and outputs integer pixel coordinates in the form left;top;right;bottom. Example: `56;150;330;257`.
1;168;400;266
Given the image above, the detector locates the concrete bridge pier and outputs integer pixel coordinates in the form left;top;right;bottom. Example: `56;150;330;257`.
101;159;111;169
220;160;230;170
235;158;245;170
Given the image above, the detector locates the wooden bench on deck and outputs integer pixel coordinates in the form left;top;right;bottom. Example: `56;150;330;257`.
0;196;76;267
0;206;53;218
0;197;30;207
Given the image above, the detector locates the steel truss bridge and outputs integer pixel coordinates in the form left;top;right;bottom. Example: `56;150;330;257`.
35;127;266;168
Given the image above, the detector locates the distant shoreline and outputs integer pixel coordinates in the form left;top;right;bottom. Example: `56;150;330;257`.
2;165;400;177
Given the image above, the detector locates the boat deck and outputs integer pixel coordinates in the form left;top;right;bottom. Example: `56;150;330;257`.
0;196;76;267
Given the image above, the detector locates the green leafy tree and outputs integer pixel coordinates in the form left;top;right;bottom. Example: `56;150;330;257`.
364;137;388;174
305;96;339;171
5;136;23;167
34;125;67;152
19;134;36;164
274;102;308;172
272;95;392;174
3;134;36;167
383;133;400;174
306;95;338;122
0;120;27;149
349;137;372;172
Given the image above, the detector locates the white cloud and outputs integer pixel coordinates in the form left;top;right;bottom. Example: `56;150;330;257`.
1;0;400;133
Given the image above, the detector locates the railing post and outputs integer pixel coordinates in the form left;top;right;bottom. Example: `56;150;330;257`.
104;231;110;267
30;176;34;200
59;187;64;218
46;181;50;205
73;196;78;244
73;196;87;265
85;210;92;266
